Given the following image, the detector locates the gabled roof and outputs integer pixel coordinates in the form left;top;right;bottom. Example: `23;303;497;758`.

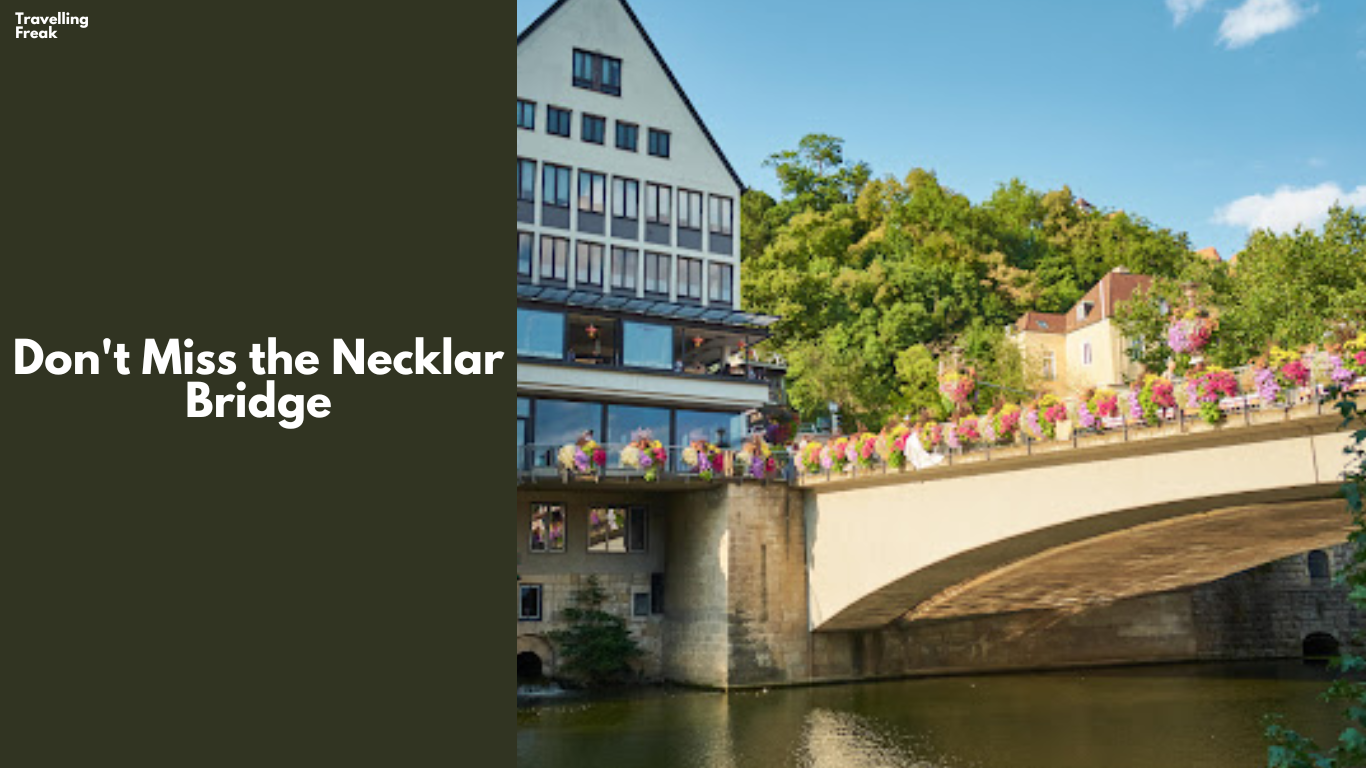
517;0;745;192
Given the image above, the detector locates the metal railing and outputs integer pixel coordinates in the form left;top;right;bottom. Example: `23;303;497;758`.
516;442;795;485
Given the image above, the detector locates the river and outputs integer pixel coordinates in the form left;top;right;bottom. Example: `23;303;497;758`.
517;662;1345;768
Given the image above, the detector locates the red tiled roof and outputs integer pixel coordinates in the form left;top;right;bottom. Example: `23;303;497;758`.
1014;312;1066;334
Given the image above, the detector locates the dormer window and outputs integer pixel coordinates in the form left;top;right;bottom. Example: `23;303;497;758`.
1077;301;1094;321
573;50;622;96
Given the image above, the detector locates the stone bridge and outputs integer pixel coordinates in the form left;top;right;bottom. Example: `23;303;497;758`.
803;406;1357;633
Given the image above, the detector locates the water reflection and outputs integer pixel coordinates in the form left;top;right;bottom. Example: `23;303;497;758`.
517;662;1344;768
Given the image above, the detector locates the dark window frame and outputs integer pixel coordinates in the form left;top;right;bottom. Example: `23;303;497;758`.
643;252;671;296
516;99;536;131
517;231;534;279
645;183;671;225
519;583;543;621
572;49;623;96
678;189;703;231
546;106;572;138
528;502;567;554
611;247;639;292
708;262;733;304
677;256;703;301
615;121;639;152
542;164;571;208
538;235;570;283
612;177;639;220
648;128;671;158
575;241;605;288
708;195;734;236
517;158;537;203
577;170;606;215
581;113;606;145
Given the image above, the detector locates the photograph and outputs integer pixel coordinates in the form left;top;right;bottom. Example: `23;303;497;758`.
514;1;1366;766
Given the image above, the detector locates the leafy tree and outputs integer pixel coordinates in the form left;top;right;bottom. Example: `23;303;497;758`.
547;576;641;686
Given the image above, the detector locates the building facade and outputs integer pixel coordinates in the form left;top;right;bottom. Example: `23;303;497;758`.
1010;268;1152;395
515;0;782;680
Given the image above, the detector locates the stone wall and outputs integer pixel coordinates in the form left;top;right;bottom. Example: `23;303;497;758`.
660;485;731;686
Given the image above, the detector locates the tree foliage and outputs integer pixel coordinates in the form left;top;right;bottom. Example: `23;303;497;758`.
546;576;642;687
743;134;1195;425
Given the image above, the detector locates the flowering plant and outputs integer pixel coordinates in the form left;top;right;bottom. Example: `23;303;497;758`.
1345;334;1366;378
1078;388;1119;430
1191;367;1237;425
1022;406;1044;441
1134;375;1175;426
938;370;976;406
943;422;960;451
558;433;606;476
620;430;667;482
994;404;1022;443
1038;395;1067;438
1254;365;1281;406
1167;316;1212;356
851;432;878;469
827;436;851;474
1328;354;1357;391
682;439;723;481
738;435;777;479
920;422;943;451
883;425;910;469
799;439;823;475
956;417;981;447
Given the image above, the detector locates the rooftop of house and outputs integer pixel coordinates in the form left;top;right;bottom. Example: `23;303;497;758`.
1196;247;1221;262
1013;269;1153;335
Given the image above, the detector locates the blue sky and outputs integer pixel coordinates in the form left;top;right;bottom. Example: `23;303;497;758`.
518;0;1366;258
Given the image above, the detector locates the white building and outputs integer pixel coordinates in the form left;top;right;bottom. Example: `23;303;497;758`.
515;0;783;677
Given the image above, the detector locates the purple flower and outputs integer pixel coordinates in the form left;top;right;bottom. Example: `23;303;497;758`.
1255;366;1280;404
1077;404;1096;429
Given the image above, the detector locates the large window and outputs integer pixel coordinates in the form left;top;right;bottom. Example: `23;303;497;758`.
616;121;638;151
648;129;671;158
517;232;533;279
538;236;569;282
708;263;733;304
676;410;745;448
516;308;564;360
519;584;542;620
546;106;571;137
575;241;605;288
577;170;606;214
643;252;670;296
611;247;638;292
572;49;622;96
588;507;647;553
529;503;566;553
645;183;671;224
677;257;703;301
542;164;571;207
516;99;535;130
581;114;606;145
623;322;673;370
612;178;639;219
709;196;733;236
678;190;703;230
517;159;536;202
517;397;530;469
567;315;616;365
607;404;670;447
533;400;604;460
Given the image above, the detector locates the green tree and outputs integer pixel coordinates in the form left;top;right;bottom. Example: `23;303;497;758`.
547;576;642;686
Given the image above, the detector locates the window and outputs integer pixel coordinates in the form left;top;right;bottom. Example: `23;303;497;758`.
575;241;605;288
1042;351;1056;380
538;236;569;283
547;106;572;137
612;178;639;219
519;585;543;620
588;506;646;553
519;584;543;620
1082;341;1093;366
572;49;622;96
516;99;535;130
517;397;530;469
611;247;638;292
1308;550;1331;580
533;400;603;458
645;183;671;224
676;410;745;448
581;114;606;145
643;252;670;296
616;121;638;151
528;503;566;553
648;129;671;158
517;232;533;279
623;322;673;370
517;307;564;359
632;590;651;618
709;196;733;236
678;190;703;230
577;170;606;214
542;164;571;207
517;159;536;202
567;314;616;364
650;573;664;614
1077;301;1094;322
708;263;733;304
607;404;670;448
677;257;703;301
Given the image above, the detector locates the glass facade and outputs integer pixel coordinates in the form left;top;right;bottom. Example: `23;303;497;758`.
533;399;603;461
623;322;672;370
676;409;746;448
516;308;563;360
607;404;670;448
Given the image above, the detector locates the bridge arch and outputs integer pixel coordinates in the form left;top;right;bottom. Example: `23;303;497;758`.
806;419;1352;631
516;634;556;679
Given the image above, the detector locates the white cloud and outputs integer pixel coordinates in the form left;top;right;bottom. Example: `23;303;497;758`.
1214;183;1366;233
1218;0;1315;48
1167;0;1211;25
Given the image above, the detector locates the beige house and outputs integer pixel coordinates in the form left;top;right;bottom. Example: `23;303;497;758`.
1010;268;1152;395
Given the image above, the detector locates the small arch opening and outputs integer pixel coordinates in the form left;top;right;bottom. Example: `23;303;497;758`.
1307;550;1331;581
1302;632;1340;662
517;651;545;680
